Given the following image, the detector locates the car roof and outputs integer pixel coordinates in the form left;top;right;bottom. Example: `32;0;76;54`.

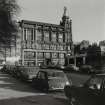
91;74;105;78
96;74;105;76
39;69;64;73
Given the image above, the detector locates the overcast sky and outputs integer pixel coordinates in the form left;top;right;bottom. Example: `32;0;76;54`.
17;0;105;43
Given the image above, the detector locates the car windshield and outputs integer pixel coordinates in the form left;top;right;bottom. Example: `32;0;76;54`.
47;71;65;78
22;69;38;74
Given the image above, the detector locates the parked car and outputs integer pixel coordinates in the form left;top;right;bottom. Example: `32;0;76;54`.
53;65;65;70
79;65;95;74
1;65;6;72
32;69;71;92
14;66;39;82
40;64;65;70
0;64;4;70
2;65;16;75
64;64;79;72
64;74;105;105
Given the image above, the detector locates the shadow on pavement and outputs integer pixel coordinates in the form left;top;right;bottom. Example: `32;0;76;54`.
0;72;40;93
0;95;69;105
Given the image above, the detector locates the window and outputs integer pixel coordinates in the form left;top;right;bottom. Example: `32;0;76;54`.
59;45;64;50
63;45;66;50
32;41;36;49
37;72;46;79
44;53;50;58
59;59;65;65
54;45;56;50
52;53;57;58
57;45;63;50
59;53;64;58
46;44;49;50
37;29;42;41
68;45;70;51
50;45;53;50
24;61;36;66
51;32;56;42
65;33;68;42
22;41;27;48
58;33;63;43
27;28;34;41
42;44;49;50
50;44;56;50
24;51;36;59
37;44;42;50
24;61;28;66
44;31;49;42
57;45;59;50
37;52;43;59
24;28;27;40
27;41;32;49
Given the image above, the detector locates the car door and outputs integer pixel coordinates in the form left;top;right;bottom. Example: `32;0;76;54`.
35;71;48;90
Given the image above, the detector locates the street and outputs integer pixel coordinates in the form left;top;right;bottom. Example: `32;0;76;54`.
0;71;68;105
0;70;91;105
66;72;90;86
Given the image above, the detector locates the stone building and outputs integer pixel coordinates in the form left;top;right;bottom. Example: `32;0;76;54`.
17;7;73;67
99;40;105;56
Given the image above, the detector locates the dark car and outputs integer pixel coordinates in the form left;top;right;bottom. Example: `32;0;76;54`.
79;65;95;74
64;64;79;72
32;69;71;92
64;74;105;105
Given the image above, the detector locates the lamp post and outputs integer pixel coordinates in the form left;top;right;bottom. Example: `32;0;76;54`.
67;53;70;65
4;46;6;63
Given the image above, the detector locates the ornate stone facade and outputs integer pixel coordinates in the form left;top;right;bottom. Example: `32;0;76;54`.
19;8;73;66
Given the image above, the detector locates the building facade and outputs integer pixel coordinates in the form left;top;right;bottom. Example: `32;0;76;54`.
18;8;73;67
99;40;105;56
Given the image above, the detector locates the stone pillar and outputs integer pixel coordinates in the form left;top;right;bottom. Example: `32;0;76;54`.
22;28;24;41
74;56;76;66
83;56;86;65
33;28;34;41
22;50;24;66
21;28;24;66
35;25;37;66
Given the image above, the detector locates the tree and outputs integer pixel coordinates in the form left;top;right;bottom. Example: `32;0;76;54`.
0;0;19;46
87;43;101;66
74;43;81;54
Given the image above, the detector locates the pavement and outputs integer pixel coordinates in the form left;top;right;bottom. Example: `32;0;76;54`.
0;95;69;105
0;71;68;105
0;72;46;100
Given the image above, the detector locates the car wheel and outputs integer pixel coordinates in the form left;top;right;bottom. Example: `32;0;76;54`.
70;96;81;105
43;87;49;93
31;78;36;87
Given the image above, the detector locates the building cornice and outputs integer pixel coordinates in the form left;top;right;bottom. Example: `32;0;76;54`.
21;20;64;28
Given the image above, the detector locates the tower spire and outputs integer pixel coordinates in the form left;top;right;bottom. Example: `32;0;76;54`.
63;6;67;16
60;6;69;26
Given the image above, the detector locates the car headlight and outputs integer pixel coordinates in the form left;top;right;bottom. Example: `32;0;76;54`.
65;81;70;85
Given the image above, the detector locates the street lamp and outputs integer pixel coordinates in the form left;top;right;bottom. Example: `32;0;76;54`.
67;53;71;66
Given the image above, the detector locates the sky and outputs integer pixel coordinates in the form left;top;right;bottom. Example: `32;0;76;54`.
17;0;105;43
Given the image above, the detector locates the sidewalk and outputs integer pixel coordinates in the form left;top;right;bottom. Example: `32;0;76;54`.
0;72;45;100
